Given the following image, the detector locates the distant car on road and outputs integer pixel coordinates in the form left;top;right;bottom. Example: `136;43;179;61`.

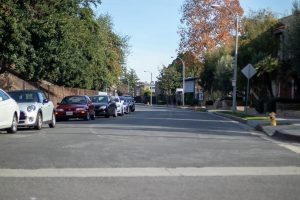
55;95;95;121
8;90;55;130
89;95;117;118
119;96;130;114
123;95;135;112
0;89;19;133
112;96;124;116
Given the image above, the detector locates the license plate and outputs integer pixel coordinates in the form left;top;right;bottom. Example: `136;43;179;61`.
66;111;73;116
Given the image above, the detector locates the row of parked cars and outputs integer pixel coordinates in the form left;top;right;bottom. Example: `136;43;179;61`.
0;88;135;134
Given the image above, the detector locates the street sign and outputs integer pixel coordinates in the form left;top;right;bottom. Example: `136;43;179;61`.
241;64;256;114
241;64;256;79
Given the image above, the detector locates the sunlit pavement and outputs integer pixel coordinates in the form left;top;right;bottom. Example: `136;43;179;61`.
0;105;300;200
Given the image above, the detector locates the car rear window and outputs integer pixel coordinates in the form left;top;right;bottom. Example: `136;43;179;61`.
61;96;87;104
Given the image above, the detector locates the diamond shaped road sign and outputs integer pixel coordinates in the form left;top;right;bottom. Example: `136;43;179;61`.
241;64;256;79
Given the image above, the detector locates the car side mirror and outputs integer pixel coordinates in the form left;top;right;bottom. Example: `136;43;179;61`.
0;97;3;102
43;99;49;104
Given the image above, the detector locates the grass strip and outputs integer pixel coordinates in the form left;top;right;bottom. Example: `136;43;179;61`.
218;111;269;120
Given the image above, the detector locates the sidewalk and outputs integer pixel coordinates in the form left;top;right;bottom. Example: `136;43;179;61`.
256;122;300;137
209;109;300;140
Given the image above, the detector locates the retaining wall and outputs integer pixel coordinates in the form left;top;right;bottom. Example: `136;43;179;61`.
0;72;97;106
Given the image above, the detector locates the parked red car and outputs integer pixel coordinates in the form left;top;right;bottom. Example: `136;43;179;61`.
55;95;95;121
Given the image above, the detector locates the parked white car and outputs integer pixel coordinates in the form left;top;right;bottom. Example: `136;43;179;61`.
0;89;19;133
120;96;130;114
112;96;124;116
8;90;56;130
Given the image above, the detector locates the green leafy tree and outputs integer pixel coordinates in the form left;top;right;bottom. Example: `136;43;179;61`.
157;65;181;103
215;54;234;96
118;67;139;95
238;10;280;98
201;46;233;99
287;1;300;75
0;1;32;74
0;0;128;90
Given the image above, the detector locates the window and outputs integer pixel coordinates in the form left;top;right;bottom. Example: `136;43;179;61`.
9;91;39;103
38;92;47;103
0;90;10;101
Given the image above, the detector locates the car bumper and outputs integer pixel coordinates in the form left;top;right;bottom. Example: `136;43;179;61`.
18;110;38;126
95;109;108;116
55;111;87;119
116;107;122;113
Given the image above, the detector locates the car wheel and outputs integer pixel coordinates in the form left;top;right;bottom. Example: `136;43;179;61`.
113;108;117;117
91;112;96;120
49;112;56;128
7;114;18;134
35;112;43;130
84;113;91;121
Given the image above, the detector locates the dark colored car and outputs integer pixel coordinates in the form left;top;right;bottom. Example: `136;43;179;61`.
89;95;117;118
55;95;95;121
123;95;135;112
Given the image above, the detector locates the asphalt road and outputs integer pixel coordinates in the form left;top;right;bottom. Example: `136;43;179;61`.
0;105;300;200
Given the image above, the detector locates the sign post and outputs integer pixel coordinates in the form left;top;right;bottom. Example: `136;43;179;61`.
241;64;256;114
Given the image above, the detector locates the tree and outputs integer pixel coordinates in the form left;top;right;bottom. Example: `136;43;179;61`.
171;52;203;78
0;1;32;74
0;1;128;90
179;0;243;59
157;65;181;104
127;68;139;96
118;67;139;96
287;0;300;75
238;10;280;98
201;46;233;99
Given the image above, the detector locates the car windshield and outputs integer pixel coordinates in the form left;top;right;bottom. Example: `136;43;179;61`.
61;96;86;104
90;96;108;103
124;96;133;102
8;91;39;103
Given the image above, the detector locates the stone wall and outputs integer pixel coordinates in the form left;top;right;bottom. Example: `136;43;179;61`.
0;72;98;106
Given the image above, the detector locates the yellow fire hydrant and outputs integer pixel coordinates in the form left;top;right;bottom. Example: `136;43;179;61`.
269;112;277;126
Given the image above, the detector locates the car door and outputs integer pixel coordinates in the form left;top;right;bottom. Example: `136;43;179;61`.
108;96;114;115
0;90;13;128
86;96;94;114
38;92;52;121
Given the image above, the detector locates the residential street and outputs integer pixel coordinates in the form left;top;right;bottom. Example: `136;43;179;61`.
0;105;300;200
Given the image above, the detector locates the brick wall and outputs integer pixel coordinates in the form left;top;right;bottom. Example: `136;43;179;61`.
0;72;98;106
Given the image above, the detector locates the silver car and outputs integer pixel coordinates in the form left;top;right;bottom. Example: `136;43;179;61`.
112;96;124;116
8;90;56;130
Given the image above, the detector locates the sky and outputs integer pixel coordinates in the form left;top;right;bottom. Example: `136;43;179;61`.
94;0;296;83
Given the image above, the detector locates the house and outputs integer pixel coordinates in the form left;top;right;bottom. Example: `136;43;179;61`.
176;77;203;105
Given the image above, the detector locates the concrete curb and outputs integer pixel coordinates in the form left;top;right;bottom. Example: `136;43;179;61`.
212;112;300;141
213;112;248;124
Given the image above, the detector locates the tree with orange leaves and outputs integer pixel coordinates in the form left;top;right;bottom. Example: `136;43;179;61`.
179;0;243;60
